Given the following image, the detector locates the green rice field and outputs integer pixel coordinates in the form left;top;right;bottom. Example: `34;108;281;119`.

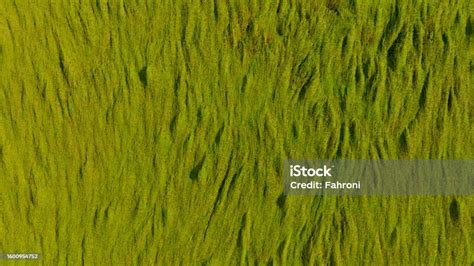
1;0;473;264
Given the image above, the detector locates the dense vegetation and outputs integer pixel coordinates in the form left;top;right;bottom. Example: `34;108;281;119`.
1;0;473;264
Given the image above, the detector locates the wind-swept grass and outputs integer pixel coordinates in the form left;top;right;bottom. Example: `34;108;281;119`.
0;0;473;264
